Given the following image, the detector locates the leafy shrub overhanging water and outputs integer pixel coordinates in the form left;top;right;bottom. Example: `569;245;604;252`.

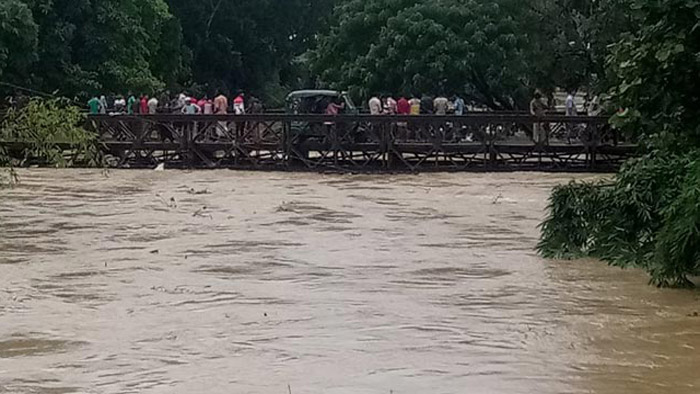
538;152;700;287
538;0;700;287
0;98;99;168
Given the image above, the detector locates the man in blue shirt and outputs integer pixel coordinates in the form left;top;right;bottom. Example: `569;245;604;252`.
454;95;465;115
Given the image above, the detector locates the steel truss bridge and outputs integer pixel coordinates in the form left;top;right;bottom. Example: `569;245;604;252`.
81;114;636;172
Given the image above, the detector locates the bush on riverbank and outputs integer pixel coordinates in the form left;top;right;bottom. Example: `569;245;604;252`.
0;98;100;167
538;0;700;287
538;152;700;287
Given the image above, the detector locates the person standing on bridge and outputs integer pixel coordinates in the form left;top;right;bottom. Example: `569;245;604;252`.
99;95;108;114
88;96;101;115
397;96;410;115
565;92;577;116
325;98;345;116
139;95;149;114
420;94;434;114
383;95;397;115
213;91;229;138
368;94;382;115
409;94;421;115
196;96;208;112
181;98;201;114
452;94;466;140
148;95;159;114
214;92;228;114
453;95;465;116
233;92;246;115
530;91;548;144
396;95;411;139
433;94;449;115
127;93;136;115
233;92;246;141
565;91;577;143
114;95;126;113
202;98;214;115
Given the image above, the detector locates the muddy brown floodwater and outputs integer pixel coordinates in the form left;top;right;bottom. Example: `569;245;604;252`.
0;169;699;394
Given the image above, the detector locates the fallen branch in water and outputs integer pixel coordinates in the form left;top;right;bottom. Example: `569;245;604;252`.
193;206;213;220
155;193;177;209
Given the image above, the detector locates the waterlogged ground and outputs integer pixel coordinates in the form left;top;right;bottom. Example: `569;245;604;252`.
0;169;699;394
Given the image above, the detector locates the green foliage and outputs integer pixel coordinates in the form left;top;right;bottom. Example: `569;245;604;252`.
538;0;700;287
537;181;606;258
527;0;633;93
538;152;700;287
1;98;99;167
0;0;38;81
311;0;631;108
606;0;700;149
0;1;337;103
23;0;181;97
652;160;700;287
312;0;531;108
167;0;336;101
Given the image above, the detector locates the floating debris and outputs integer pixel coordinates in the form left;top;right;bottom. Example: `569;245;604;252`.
187;188;211;195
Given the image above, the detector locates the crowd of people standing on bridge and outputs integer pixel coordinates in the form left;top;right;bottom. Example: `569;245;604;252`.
84;89;603;120
366;93;467;116
364;91;602;117
87;91;263;116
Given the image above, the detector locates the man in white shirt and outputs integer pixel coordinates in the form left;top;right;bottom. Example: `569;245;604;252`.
368;95;382;115
113;96;126;113
433;95;449;115
148;96;159;114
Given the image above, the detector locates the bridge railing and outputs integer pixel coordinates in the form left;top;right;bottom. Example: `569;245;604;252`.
86;114;635;171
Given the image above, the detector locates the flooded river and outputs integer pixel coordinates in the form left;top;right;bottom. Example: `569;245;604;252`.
1;169;698;394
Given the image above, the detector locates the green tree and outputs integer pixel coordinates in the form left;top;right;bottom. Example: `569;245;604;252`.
0;0;38;84
526;0;633;93
538;0;700;287
23;0;184;97
167;0;336;103
312;0;546;109
607;0;700;148
312;0;635;107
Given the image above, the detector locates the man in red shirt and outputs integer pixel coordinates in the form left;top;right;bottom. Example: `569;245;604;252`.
139;95;149;114
396;95;411;140
397;96;411;115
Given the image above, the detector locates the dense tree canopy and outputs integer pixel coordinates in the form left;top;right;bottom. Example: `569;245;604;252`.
3;0;183;96
312;0;532;109
0;0;336;104
0;0;693;115
607;0;700;148
167;0;336;101
310;0;631;109
527;0;633;93
0;0;38;82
